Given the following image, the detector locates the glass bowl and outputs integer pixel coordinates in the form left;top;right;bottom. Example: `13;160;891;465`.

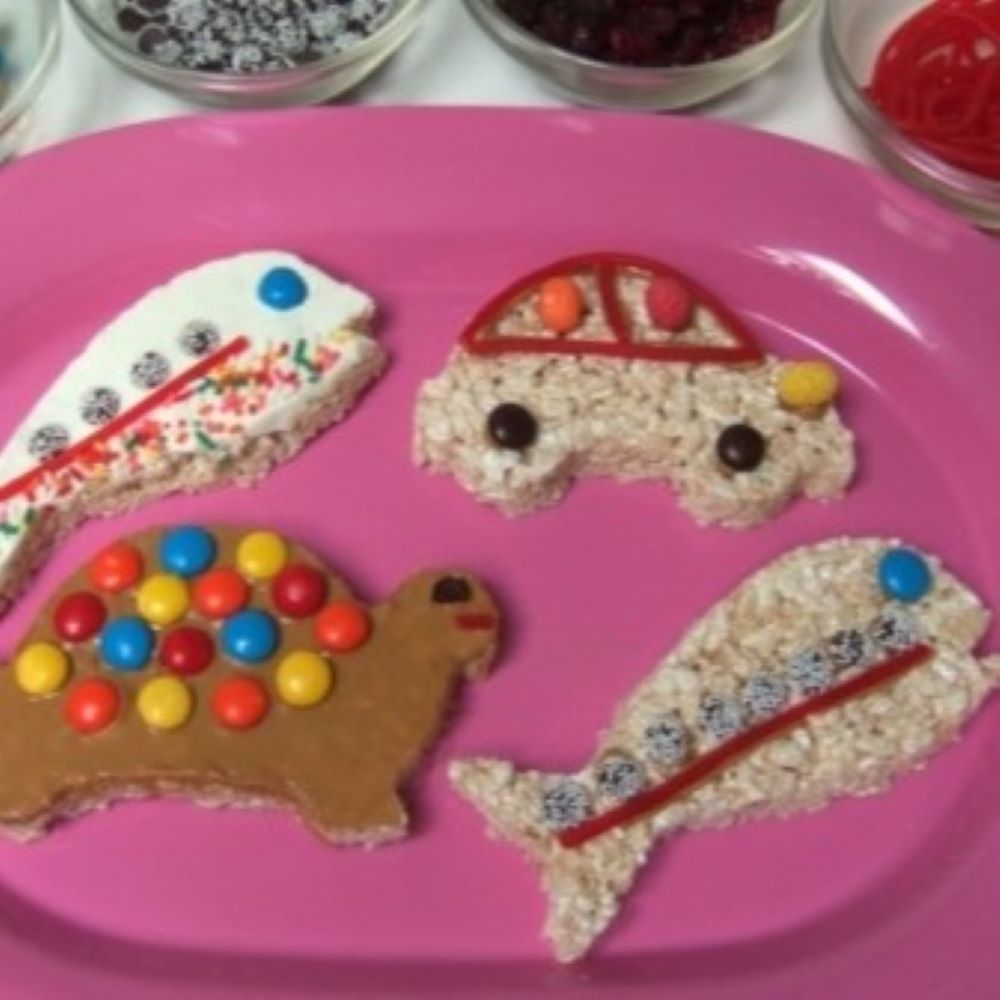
0;0;61;162
462;0;820;110
824;0;1000;231
66;0;427;108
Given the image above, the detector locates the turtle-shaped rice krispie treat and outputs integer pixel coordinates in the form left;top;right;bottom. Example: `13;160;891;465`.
415;252;856;528
0;525;500;844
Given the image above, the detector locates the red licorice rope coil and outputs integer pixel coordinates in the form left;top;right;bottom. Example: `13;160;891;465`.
867;0;1000;179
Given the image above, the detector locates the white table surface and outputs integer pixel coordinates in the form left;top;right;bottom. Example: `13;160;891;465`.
30;0;870;165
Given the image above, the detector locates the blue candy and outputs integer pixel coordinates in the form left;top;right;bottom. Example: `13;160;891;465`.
258;267;308;310
100;617;155;672
221;609;279;664
159;526;217;578
878;547;932;603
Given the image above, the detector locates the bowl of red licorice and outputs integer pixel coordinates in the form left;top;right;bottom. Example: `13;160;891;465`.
825;0;1000;229
464;0;821;110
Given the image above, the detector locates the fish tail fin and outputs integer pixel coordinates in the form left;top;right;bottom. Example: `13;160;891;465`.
450;757;658;962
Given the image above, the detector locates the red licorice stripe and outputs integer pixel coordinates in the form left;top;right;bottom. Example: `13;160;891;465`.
596;263;630;344
456;612;496;631
0;337;250;504
460;252;764;365
557;643;934;849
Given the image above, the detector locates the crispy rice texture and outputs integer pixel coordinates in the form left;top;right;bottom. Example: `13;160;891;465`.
451;539;999;962
415;349;855;527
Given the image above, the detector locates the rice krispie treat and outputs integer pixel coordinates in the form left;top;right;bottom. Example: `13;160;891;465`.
415;253;855;527
0;523;499;844
0;251;384;615
452;539;999;961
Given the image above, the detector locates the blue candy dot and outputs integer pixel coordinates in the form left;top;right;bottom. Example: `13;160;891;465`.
221;609;279;664
100;617;155;672
878;547;932;604
258;267;308;311
159;526;217;578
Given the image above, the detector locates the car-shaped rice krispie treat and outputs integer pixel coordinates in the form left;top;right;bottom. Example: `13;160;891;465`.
415;253;856;528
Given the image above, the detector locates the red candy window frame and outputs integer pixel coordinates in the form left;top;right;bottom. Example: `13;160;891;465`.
460;253;765;365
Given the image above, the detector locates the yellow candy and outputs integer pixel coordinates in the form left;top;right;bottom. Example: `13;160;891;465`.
137;573;190;626
237;531;288;581
137;675;193;731
275;651;333;708
14;643;71;696
778;360;840;411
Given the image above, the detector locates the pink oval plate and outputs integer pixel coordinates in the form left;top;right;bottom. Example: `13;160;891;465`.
0;109;998;998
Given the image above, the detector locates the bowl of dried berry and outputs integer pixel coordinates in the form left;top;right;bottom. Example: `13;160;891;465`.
67;0;427;107
824;0;1000;230
464;0;820;110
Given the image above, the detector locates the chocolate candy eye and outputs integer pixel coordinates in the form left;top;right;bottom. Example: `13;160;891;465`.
487;403;538;451
433;577;472;604
716;423;766;472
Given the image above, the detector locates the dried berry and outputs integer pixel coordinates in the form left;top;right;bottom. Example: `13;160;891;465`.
496;0;781;67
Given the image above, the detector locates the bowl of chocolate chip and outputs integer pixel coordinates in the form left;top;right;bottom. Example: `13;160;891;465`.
67;0;427;107
465;0;820;110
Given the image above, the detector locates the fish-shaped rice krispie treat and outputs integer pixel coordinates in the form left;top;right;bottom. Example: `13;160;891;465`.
452;539;998;961
415;253;856;527
0;251;384;614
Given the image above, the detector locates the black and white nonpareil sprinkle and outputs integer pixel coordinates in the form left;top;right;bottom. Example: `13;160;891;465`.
109;0;399;73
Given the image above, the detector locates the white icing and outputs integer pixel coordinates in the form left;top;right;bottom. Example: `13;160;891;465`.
0;251;380;586
0;251;374;482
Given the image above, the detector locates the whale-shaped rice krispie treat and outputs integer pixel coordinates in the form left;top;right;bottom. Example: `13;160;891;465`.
453;540;998;960
415;253;856;527
0;251;384;614
0;524;500;844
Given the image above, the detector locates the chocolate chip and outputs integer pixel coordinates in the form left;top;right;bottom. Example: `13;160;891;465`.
432;577;473;604
487;403;538;451
716;423;766;472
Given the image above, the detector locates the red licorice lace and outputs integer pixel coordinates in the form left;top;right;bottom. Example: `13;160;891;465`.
868;0;1000;180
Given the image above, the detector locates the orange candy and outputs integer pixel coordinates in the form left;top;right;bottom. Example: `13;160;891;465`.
64;678;121;735
314;601;371;653
538;277;584;335
211;676;269;730
88;542;144;594
193;568;250;620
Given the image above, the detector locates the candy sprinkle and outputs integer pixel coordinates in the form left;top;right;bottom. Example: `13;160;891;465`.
111;0;400;74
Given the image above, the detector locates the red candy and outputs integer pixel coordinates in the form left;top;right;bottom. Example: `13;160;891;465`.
315;601;371;653
64;677;121;735
272;564;328;619
211;676;269;730
88;542;144;594
160;627;215;675
53;592;108;643
645;275;694;332
193;568;249;620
